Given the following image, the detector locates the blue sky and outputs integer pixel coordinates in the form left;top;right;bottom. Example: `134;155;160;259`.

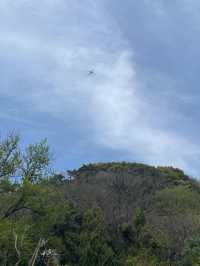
1;0;200;176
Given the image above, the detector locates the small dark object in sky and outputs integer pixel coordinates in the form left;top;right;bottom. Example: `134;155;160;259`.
88;70;95;75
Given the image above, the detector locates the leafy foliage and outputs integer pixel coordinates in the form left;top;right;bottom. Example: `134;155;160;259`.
0;134;200;265
182;236;200;266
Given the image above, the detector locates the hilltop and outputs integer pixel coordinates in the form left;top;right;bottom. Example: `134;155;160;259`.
0;135;200;265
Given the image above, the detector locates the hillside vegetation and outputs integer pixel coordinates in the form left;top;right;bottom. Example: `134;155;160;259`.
0;135;200;265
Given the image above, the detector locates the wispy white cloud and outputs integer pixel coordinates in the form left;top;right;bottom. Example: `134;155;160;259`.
0;0;199;175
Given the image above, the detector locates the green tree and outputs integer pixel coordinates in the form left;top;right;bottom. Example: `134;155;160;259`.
0;134;21;180
79;208;116;266
21;139;50;183
182;236;200;266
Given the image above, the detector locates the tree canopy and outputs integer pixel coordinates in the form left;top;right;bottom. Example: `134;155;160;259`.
0;134;200;265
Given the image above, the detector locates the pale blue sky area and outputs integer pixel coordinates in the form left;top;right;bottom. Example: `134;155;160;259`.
1;0;200;176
